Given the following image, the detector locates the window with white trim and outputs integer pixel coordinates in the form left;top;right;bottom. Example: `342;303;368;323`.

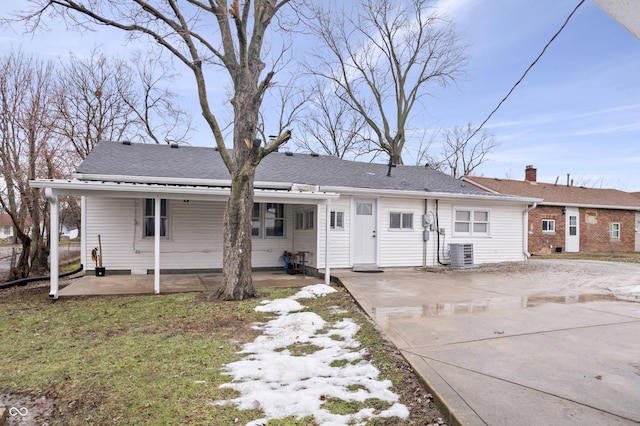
305;210;314;230
252;203;286;238
251;203;261;237
542;219;555;233
453;208;490;236
611;222;620;239
143;199;168;238
390;212;413;230
330;211;344;230
295;209;315;230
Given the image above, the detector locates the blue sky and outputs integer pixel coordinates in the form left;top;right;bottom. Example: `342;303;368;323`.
433;0;640;190
1;1;639;190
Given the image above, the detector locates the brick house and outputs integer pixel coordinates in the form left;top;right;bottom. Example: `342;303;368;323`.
464;166;640;254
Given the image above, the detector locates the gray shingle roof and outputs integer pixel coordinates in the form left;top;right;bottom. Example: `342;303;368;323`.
76;141;489;195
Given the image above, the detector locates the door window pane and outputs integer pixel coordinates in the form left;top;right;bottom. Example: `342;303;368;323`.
356;202;373;215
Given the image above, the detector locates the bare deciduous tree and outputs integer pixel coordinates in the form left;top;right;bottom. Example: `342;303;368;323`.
297;79;373;159
54;50;136;158
18;0;294;300
124;50;193;145
419;123;498;178
55;49;191;160
0;51;56;279
306;0;465;164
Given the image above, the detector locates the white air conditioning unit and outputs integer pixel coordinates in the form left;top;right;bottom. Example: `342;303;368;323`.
449;243;474;268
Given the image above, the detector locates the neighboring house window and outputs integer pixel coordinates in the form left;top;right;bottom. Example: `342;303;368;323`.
295;210;315;230
330;211;344;230
253;203;286;238
390;212;413;230
542;219;555;233
454;208;490;236
143;199;168;238
611;223;620;239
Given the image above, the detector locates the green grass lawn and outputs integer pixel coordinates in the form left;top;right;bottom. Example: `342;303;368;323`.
1;284;435;425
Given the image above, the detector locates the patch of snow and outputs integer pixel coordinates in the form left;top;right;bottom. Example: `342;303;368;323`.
291;283;337;300
255;298;304;314
214;285;408;425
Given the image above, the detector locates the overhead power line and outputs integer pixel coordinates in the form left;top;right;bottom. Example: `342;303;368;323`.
465;0;587;143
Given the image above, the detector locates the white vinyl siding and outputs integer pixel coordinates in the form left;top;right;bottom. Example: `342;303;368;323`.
378;199;423;267
441;201;525;265
326;197;351;268
84;194;528;272
85;197;293;271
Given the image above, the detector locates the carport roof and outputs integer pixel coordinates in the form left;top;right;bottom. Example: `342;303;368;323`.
74;141;497;196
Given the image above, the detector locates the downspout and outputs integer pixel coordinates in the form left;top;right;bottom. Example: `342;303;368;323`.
523;202;538;258
154;197;161;294
324;199;331;285
435;199;449;265
80;196;87;273
423;199;428;267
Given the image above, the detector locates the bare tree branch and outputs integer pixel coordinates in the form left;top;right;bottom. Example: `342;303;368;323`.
305;0;465;164
430;123;499;178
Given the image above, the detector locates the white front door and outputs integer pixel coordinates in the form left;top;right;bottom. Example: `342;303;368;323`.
565;208;580;252
353;199;377;264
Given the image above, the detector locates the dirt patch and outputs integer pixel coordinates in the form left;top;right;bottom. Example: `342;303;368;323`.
375;343;446;425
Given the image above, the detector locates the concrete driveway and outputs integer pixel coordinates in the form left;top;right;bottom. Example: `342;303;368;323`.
334;259;640;425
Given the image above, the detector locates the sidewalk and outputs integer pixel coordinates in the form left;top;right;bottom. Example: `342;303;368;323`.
334;261;640;425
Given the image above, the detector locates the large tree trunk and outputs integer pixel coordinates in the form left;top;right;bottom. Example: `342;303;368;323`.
216;168;257;300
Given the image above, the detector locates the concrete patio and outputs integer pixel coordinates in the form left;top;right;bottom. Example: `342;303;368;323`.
333;260;640;425
57;270;319;296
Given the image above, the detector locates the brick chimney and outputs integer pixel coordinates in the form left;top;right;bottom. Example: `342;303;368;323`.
525;165;537;182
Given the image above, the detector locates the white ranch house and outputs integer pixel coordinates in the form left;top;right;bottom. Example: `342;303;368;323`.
32;141;537;298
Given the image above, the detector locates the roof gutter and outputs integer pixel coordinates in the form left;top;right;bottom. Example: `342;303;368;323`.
30;179;339;202
319;185;540;204
71;173;292;190
540;201;640;211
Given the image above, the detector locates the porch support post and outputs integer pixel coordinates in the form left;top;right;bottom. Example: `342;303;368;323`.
324;198;331;285
154;197;161;294
46;188;60;299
